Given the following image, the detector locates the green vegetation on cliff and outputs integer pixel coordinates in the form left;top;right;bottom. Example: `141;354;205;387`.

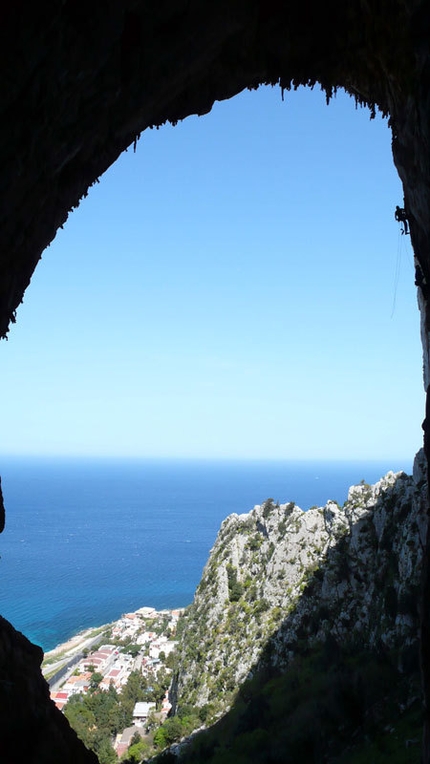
150;454;426;763
168;642;421;763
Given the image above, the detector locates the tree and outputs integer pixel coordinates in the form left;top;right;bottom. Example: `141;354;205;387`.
63;696;95;748
262;498;275;518
154;716;183;749
165;650;177;670
92;734;117;764
129;732;142;747
89;671;103;691
176;704;200;736
122;643;141;658
146;708;158;731
126;739;150;763
226;564;244;602
152;667;171;706
153;726;168;750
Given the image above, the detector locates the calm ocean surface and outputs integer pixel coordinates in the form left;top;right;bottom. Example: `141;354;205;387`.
0;456;413;652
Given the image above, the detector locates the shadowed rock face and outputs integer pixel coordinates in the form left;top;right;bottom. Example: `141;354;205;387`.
0;0;426;340
1;2;430;761
0;616;98;764
177;460;426;715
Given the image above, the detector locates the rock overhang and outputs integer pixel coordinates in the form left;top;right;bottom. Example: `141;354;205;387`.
0;0;425;339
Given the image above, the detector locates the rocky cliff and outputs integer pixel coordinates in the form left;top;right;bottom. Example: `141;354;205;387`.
0;616;98;764
175;452;427;736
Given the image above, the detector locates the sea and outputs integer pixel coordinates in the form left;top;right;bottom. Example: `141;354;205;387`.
0;456;413;653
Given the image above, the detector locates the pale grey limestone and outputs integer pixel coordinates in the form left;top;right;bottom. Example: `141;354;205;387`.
176;452;427;715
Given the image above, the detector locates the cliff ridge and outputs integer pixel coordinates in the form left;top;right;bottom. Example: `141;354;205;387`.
175;452;427;729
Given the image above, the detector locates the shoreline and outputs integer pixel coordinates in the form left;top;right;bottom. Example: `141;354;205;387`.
43;622;112;660
42;605;184;675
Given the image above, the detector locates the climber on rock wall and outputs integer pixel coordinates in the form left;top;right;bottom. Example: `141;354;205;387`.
395;205;410;234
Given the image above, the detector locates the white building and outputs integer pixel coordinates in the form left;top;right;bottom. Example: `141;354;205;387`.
132;701;156;727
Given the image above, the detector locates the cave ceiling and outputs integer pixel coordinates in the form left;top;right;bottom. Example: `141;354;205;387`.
3;4;430;760
0;0;427;339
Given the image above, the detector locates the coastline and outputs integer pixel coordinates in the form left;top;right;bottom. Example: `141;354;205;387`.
42;622;114;678
4;460;411;658
43;622;112;659
42;605;184;678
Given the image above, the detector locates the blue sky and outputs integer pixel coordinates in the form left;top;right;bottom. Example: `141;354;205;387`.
1;86;424;460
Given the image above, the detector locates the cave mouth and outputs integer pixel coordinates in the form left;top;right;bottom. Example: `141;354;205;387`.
2;2;430;760
1;84;424;658
2;85;423;466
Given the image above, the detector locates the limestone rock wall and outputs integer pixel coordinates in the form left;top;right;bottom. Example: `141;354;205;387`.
176;452;427;716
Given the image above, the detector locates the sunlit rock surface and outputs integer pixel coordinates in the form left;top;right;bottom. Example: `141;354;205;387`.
176;452;427;716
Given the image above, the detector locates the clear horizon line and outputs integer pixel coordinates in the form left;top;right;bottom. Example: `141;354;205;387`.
0;451;418;464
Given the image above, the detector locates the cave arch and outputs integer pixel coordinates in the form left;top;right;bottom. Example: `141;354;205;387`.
1;1;427;343
2;2;430;761
7;86;421;460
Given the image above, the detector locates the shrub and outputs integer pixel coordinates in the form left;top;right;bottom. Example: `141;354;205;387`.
262;499;275;519
226;564;244;602
247;536;262;551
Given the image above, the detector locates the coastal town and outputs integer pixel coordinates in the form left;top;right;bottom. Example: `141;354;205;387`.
43;607;183;760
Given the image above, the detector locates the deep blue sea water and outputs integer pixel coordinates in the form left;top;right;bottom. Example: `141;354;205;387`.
0;456;413;652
